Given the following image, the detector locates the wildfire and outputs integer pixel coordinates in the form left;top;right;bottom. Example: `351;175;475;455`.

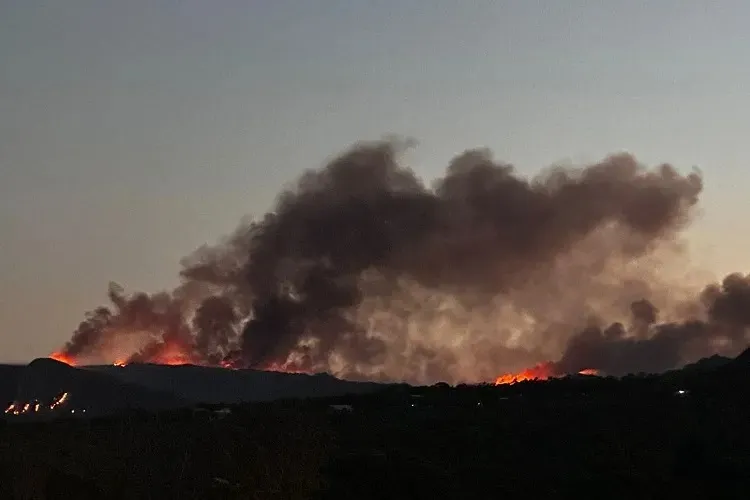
49;352;76;366
150;355;193;366
126;338;198;366
494;361;556;385
48;338;196;368
494;362;600;385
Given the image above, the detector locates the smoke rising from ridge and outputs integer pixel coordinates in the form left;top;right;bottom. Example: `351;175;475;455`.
53;138;750;383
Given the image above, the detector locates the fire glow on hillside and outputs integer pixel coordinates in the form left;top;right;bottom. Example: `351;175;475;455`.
49;352;76;365
50;347;601;385
50;339;195;368
494;362;601;385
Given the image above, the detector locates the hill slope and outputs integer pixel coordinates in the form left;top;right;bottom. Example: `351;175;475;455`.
87;363;388;404
6;358;188;419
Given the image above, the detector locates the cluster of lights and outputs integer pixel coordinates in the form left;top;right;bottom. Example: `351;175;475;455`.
3;392;85;417
50;391;69;410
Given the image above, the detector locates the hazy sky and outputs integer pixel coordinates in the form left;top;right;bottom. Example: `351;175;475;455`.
2;1;749;362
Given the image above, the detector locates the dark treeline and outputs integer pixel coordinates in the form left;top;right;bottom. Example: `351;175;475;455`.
3;352;750;499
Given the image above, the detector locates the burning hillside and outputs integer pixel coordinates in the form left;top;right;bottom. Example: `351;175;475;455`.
47;138;750;385
495;362;556;385
494;362;601;385
4;357;191;418
50;352;76;365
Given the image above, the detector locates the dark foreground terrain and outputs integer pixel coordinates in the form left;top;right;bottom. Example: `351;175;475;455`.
3;354;750;499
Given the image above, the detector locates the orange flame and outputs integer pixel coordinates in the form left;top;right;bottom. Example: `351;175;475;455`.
48;346;200;369
49;352;76;366
495;361;556;385
495;362;600;385
145;341;195;366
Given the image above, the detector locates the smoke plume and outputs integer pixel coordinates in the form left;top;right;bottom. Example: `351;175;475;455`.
53;138;750;383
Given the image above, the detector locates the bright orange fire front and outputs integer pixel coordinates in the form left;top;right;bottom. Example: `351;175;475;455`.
49;352;76;366
49;338;197;368
495;361;556;385
147;349;194;366
494;362;600;385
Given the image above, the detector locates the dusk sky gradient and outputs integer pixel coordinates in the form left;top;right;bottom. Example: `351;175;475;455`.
2;1;749;362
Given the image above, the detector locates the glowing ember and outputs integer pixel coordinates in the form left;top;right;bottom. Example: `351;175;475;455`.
578;368;600;376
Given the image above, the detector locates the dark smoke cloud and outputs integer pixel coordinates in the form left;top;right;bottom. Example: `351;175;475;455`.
556;274;750;376
55;138;750;384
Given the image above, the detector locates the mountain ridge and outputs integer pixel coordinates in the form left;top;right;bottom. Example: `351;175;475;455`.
5;347;750;420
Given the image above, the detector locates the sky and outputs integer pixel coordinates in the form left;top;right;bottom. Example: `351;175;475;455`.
1;0;749;363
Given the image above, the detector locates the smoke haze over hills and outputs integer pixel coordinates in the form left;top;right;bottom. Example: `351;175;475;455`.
51;139;750;384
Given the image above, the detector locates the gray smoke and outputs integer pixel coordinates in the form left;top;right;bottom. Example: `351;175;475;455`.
55;138;747;384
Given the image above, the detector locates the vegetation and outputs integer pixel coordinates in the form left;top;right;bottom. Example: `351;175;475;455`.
3;362;750;499
0;408;332;499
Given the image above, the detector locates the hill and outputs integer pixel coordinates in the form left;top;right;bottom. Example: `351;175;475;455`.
86;363;388;404
5;358;188;419
86;364;390;404
6;346;750;422
3;358;390;420
5;350;750;498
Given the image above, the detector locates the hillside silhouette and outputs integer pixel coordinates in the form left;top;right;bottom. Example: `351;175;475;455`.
7;358;188;418
3;349;750;498
88;362;387;404
2;357;389;419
